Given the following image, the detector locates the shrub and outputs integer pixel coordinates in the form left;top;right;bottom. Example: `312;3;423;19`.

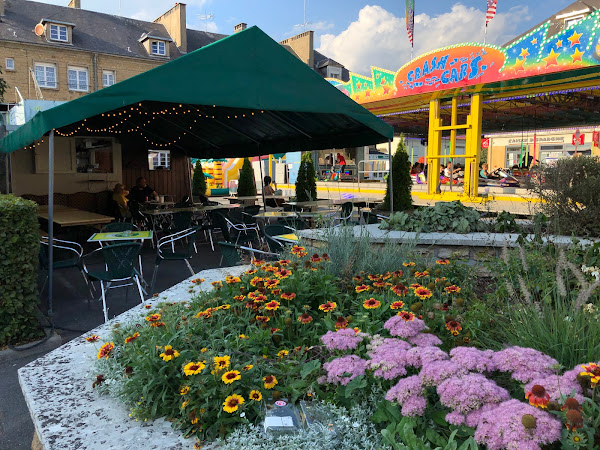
0;195;41;345
381;136;412;212
381;201;484;233
295;152;317;202
528;156;600;236
237;157;256;197
191;160;207;197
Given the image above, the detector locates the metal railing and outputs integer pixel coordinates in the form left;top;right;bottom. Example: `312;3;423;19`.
357;159;389;190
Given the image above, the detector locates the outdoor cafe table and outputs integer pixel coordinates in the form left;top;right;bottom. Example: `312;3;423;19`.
272;233;299;244
37;205;114;228
87;230;154;243
285;200;330;211
225;195;290;205
253;211;297;219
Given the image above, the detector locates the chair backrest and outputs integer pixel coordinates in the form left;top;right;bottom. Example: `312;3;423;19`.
264;224;292;253
228;208;245;225
101;242;142;279
158;227;198;258
101;222;138;233
276;217;307;230
173;211;193;231
211;212;232;241
242;205;261;224
39;237;82;269
363;211;380;225
217;241;243;267
341;201;353;220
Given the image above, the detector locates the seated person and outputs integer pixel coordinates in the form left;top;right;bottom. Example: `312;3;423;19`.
128;177;157;203
112;183;130;218
443;162;461;179
263;176;284;208
480;163;490;178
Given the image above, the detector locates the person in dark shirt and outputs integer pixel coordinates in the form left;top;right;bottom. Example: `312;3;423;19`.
128;177;157;203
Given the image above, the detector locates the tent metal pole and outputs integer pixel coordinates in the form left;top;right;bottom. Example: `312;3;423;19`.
388;139;393;214
48;129;55;315
258;149;266;212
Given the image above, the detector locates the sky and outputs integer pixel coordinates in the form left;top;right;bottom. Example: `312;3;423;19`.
40;0;575;75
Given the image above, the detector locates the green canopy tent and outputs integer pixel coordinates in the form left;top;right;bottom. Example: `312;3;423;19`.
0;25;393;314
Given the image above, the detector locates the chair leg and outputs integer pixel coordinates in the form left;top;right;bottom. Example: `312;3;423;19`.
208;230;215;251
150;264;159;297
184;259;195;276
100;281;108;323
138;255;144;279
80;269;93;302
134;275;145;304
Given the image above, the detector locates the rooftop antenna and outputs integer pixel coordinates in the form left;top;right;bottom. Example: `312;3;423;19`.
295;0;312;32
198;11;215;32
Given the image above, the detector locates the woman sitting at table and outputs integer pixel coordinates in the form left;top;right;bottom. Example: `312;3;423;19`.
263;176;284;208
113;183;131;218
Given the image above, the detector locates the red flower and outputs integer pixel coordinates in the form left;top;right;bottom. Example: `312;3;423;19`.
444;285;461;294
321;253;330;261
233;295;246;302
363;298;381;309
397;311;415;321
270;327;280;334
390;301;405;310
278;259;291;266
565;410;583;431
391;270;403;277
310;254;321;262
255;315;270;323
414;287;433;299
254;295;268;303
334;316;348;329
436;259;450;265
275;269;292;279
298;313;313;324
414;270;429;278
372;281;386;288
271;289;282;296
319;301;337;312
352;275;364;282
445;320;462;336
355;284;370;293
391;284;408;296
252;259;266;266
525;385;550;408
265;300;280;311
368;274;381;281
280;292;297;301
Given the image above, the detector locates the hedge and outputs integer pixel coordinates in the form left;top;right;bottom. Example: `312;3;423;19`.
0;194;41;345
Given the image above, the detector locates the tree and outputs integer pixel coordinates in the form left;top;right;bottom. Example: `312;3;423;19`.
381;136;413;212
237;157;256;196
0;68;7;102
295;152;317;202
192;160;207;197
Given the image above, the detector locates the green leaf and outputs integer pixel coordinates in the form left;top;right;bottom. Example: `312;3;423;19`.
300;360;321;379
344;375;366;398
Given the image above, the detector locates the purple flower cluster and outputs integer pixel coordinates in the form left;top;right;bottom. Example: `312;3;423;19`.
384;315;426;338
492;346;558;383
407;332;442;347
420;360;467;386
524;363;586;403
366;338;412;379
321;328;364;351
322;355;367;386
449;347;496;373
437;373;510;421
385;376;426;417
474;399;562;450
406;345;448;368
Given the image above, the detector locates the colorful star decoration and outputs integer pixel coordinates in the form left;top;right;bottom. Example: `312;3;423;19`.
571;48;584;63
512;57;525;72
519;48;530;59
555;40;563;49
568;30;583;47
543;48;560;67
531;37;537;45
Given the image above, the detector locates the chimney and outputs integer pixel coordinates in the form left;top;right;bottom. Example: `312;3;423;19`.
154;3;187;53
234;23;247;33
68;0;81;8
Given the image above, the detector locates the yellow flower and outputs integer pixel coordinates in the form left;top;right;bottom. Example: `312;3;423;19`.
213;355;231;371
221;370;242;384
200;347;208;353
159;345;180;362
277;350;289;358
222;394;245;413
249;390;263;401
243;364;254;371
183;361;206;376
179;386;190;395
238;334;249;339
97;342;114;359
181;400;189;409
263;375;278;389
124;332;140;344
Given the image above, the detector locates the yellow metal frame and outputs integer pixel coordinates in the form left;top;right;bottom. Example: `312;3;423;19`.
427;94;483;197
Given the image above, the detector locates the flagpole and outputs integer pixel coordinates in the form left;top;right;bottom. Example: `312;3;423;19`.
484;23;488;44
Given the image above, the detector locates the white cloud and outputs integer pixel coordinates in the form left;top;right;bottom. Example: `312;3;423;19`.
318;3;531;75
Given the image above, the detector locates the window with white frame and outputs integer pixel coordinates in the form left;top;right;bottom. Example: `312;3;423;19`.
5;58;14;71
151;40;166;56
565;15;585;27
34;62;57;88
49;24;68;42
68;66;88;91
102;70;115;87
148;150;171;170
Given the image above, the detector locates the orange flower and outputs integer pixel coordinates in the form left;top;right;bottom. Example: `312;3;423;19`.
391;284;408;296
445;320;462;336
334;316;348;329
250;276;263;287
310;254;321;263
414;287;433;299
355;284;370;293
368;274;381;281
252;259;266;266
402;262;416;267
414;270;429;278
579;363;600;387
390;300;405;310
436;259;450;265
319;301;337;312
85;335;100;342
263;375;278;389
298;313;313;324
363;298;381;309
124;332;140;344
145;313;161;323
149;321;165;327
271;289;282;296
391;270;404;277
397;311;415;321
225;276;241;284
525;385;550;408
409;284;421;290
254;295;268;303
255;315;270;323
233;295;246;302
265;300;280;311
352;275;364;283
444;285;461;294
278;259;291;266
280;292;296;301
275;269;292;279
245;269;257;275
265;279;280;289
373;281;386;288
97;342;114;359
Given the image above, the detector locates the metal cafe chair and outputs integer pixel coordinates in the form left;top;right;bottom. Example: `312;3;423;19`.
98;222;145;278
215;212;261;246
83;242;144;322
150;227;199;295
217;241;279;267
39;236;93;300
263;224;295;253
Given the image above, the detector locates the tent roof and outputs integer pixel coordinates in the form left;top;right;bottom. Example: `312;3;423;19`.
0;26;393;155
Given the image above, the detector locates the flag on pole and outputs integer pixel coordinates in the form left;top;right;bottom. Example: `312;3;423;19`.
405;0;415;47
486;0;497;25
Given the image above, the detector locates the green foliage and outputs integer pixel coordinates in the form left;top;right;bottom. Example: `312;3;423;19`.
528;156;600;236
381;201;484;233
295;152;317;202
0;195;41;345
237;158;256;197
0;67;7;102
491;211;521;233
381;137;413;212
191;160;207;196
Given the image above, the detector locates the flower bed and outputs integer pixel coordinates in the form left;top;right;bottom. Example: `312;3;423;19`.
90;247;600;449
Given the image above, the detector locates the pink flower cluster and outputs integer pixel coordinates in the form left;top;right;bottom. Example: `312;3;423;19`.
385;375;426;417
407;332;442;347
321;328;364;351
449;347;496;373
366;338;412;379
384;315;426;338
474;399;562;450
322;355;367;385
524;363;587;403
492;346;558;383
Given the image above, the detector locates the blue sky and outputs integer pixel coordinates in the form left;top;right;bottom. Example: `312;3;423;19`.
41;0;575;73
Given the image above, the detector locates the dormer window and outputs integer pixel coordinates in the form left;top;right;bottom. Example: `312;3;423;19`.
151;41;166;56
50;24;68;41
